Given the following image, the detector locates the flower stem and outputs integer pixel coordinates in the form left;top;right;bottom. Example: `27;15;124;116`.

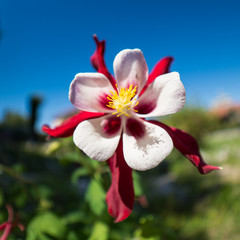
0;164;33;184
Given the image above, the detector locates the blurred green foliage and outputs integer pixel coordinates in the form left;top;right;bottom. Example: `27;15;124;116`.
0;106;240;239
160;106;222;145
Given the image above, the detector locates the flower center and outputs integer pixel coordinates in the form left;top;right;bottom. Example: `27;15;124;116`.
106;85;139;117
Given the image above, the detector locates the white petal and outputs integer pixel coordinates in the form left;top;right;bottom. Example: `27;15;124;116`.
137;72;185;117
69;73;114;112
113;49;148;94
123;119;173;171
73;115;122;161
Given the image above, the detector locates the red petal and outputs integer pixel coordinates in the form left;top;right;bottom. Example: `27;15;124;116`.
90;35;117;89
140;56;174;96
148;56;174;84
17;223;25;231
1;224;12;240
90;34;106;71
106;139;134;222
42;111;105;138
6;204;14;222
0;205;17;240
0;222;7;230
148;120;221;174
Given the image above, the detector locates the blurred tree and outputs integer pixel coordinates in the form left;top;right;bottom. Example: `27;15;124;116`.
29;95;42;141
0;111;29;142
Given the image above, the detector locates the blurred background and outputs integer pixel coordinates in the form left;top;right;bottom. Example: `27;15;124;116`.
0;0;240;239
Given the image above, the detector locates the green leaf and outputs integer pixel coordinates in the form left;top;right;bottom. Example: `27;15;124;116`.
67;231;79;240
87;157;101;169
62;211;86;225
26;212;67;240
133;171;144;197
85;178;106;216
59;152;81;164
88;221;109;240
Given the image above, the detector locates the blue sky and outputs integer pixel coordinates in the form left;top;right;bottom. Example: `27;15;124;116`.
0;0;240;128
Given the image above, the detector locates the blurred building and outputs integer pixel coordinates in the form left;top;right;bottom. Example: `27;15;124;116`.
210;94;240;125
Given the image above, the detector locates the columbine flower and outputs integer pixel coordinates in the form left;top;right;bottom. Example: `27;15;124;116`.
0;205;24;240
69;49;185;171
42;35;221;222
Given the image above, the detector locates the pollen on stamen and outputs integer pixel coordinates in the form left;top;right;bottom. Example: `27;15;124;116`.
106;84;139;117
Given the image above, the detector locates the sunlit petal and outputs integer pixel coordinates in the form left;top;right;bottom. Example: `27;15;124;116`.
73;115;122;161
123;119;173;171
137;72;185;116
69;73;114;113
113;49;148;94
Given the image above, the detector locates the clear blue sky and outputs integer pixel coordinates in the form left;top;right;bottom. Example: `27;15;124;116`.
0;0;240;128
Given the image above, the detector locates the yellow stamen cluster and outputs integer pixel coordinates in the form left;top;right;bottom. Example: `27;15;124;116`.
106;85;139;117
